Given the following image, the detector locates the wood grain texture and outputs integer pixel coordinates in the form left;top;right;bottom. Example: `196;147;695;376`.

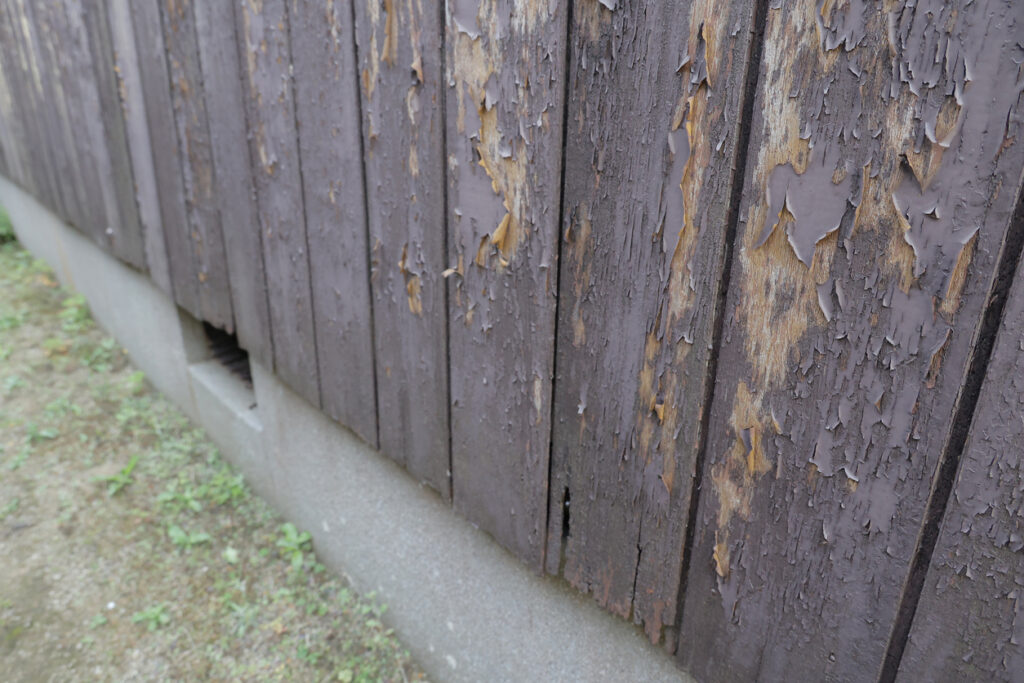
158;0;234;331
131;0;202;318
2;0;63;222
354;0;449;493
544;0;759;643
0;1;27;187
445;0;567;569
192;0;273;368
897;206;1024;680
236;0;319;406
289;0;378;446
678;1;1024;680
107;0;171;293
81;0;147;269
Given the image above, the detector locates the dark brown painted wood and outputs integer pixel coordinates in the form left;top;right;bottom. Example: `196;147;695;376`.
896;204;1024;681
80;0;146;269
157;0;234;331
25;0;88;230
678;1;1024;680
444;1;567;569
192;0;272;368
108;0;171;294
289;0;377;446
235;0;319;406
2;0;64;223
130;0;202;318
353;0;448;493
545;0;760;644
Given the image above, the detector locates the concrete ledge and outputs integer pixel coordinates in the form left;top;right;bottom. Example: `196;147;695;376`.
0;175;689;682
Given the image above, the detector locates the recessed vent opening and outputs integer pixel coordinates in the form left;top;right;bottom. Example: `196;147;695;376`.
202;322;252;388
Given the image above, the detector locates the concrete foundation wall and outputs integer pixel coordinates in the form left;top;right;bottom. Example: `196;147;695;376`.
0;176;688;682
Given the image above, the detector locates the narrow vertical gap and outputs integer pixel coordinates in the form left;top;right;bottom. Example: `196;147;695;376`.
348;0;381;449
281;0;323;406
878;180;1024;683
541;0;574;573
439;1;454;503
672;0;771;653
228;0;276;369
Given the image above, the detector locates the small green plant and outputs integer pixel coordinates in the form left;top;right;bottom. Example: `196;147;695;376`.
168;523;212;549
3;375;24;393
0;206;14;243
0;497;19;521
58;294;92;333
131;603;170;631
88;614;108;629
157;479;203;514
94;454;139;496
277;523;313;572
25;422;59;445
0;311;25;331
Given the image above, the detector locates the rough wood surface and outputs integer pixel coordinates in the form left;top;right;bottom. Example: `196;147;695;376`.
130;0;202;319
107;0;171;293
81;0;146;270
678;1;1024;680
157;0;234;331
897;207;1024;681
545;0;759;643
236;0;319;407
354;0;449;493
289;0;377;446
444;0;567;568
2;0;63;224
192;0;273;368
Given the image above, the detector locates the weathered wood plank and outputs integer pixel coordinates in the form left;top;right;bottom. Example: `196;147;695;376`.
0;1;34;195
354;0;448;492
158;0;234;331
0;3;27;188
236;0;319;406
544;0;760;644
896;202;1024;681
192;0;273;368
81;0;147;269
25;0;88;229
130;0;201;317
678;1;1024;680
2;0;64;222
289;0;377;446
108;0;172;294
445;1;567;568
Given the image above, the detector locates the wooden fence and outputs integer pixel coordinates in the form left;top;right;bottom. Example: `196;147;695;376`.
1;1;1022;680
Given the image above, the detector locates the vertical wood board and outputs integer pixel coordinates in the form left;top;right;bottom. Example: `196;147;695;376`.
354;0;449;492
679;1;1024;680
445;0;568;569
289;0;378;445
546;0;759;643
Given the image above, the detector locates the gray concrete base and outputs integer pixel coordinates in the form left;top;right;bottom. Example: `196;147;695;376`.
0;176;689;682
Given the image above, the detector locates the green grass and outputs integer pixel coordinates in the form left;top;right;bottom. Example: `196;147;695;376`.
0;221;427;682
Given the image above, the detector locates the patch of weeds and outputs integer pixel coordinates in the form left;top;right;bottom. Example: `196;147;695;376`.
204;464;247;508
277;522;313;572
44;397;81;419
0;310;26;331
157;478;203;514
168;523;212;550
0;345;11;361
124;370;146;395
78;337;117;373
95;454;139;496
25;422;59;445
58;294;93;333
0;497;19;521
3;375;25;394
131;603;171;632
6;445;29;471
88;614;108;629
0;206;13;243
42;336;71;357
